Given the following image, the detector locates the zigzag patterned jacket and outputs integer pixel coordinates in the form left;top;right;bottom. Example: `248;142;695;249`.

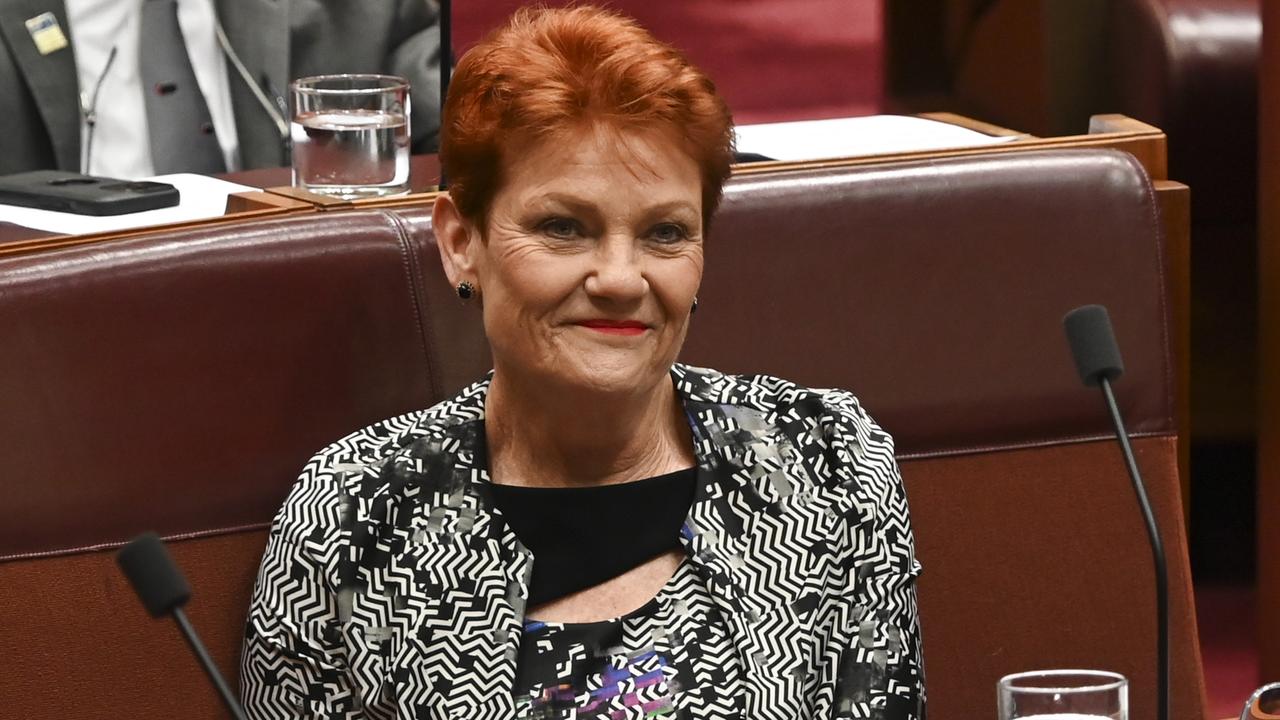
241;363;925;719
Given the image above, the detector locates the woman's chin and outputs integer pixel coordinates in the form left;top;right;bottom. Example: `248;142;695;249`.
547;357;669;398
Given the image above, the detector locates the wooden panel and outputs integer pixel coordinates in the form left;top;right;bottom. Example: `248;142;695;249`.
223;190;314;214
856;113;1166;177
0;203;312;258
730;113;1167;181
1157;181;1193;519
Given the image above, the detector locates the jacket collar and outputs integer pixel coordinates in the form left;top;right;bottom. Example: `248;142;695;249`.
398;363;769;506
390;363;818;615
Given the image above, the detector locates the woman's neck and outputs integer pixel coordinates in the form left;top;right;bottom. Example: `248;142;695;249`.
484;369;693;488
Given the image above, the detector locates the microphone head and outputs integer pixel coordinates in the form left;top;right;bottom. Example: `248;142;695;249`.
117;532;191;618
1063;304;1125;387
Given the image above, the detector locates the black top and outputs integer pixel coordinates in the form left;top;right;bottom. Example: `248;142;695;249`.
487;467;697;607
489;467;708;719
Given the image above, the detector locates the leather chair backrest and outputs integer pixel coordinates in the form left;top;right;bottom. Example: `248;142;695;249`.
0;148;1205;720
685;149;1205;720
0;209;489;718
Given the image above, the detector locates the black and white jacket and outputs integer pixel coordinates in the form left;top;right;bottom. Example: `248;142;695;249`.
241;364;925;719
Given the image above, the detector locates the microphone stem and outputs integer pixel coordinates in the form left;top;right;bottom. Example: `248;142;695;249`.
172;607;249;720
1100;377;1170;720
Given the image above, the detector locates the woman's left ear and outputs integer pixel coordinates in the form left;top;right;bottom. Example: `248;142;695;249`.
431;193;481;288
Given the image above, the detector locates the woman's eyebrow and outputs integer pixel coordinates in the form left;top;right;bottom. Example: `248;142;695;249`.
526;195;698;225
641;200;700;219
529;193;598;215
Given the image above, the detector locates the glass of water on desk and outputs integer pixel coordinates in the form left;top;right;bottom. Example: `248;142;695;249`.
999;670;1128;720
290;74;411;199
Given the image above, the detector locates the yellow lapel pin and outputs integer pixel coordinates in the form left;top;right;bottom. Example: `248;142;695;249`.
25;12;68;56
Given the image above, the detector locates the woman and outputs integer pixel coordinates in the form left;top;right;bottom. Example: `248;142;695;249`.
241;7;923;719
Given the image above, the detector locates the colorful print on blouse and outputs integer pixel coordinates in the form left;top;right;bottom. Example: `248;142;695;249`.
513;561;742;719
240;364;925;720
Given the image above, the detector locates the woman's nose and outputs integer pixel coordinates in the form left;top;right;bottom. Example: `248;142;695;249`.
584;238;647;301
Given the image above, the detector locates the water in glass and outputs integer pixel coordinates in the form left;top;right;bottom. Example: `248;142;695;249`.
291;109;409;199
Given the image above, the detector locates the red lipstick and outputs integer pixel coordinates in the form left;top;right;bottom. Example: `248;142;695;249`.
577;319;648;336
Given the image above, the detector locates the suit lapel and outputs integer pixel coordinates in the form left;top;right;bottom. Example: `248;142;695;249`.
214;0;289;167
0;0;79;170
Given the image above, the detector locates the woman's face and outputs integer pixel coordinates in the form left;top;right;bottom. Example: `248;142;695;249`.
448;124;704;399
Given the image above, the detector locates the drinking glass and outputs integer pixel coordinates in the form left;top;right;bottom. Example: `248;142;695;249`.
290;74;411;199
999;669;1128;720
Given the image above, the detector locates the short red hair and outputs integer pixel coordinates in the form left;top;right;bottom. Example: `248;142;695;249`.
440;5;734;227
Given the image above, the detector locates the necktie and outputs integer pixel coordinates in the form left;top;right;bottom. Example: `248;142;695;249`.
138;0;226;174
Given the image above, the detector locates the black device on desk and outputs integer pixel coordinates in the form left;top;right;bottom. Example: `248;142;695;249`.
0;170;179;215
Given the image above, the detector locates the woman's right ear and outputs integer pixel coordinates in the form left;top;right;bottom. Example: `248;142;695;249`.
432;193;480;287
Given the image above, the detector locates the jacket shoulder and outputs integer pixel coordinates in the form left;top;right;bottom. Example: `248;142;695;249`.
675;364;898;498
270;377;489;543
676;363;889;441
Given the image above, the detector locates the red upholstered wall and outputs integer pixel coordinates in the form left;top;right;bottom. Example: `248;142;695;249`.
451;0;883;123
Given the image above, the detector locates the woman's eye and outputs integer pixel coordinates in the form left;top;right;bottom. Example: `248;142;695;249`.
539;217;580;239
649;223;689;244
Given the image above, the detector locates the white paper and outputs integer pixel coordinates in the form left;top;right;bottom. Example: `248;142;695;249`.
0;174;257;235
733;115;1020;163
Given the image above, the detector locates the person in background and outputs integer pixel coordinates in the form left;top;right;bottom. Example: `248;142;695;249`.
240;6;925;719
0;0;441;177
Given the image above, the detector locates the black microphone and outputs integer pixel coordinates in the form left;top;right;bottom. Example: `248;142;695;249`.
117;533;250;720
1063;304;1170;720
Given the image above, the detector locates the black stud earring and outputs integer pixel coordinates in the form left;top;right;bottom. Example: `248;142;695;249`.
691;296;699;314
457;281;475;300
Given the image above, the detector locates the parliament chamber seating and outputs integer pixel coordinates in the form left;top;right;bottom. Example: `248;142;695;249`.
888;0;1261;444
889;0;1270;692
0;149;1206;719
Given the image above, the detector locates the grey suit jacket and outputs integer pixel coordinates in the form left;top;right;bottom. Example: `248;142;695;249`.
0;0;441;175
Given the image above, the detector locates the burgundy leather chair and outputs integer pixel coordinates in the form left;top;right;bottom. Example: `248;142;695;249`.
0;210;489;719
890;0;1266;677
887;1;1261;444
683;149;1205;720
0;149;1206;719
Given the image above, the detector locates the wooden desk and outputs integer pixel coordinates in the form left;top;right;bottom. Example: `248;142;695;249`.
0;155;445;253
732;113;1167;181
226;154;445;196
